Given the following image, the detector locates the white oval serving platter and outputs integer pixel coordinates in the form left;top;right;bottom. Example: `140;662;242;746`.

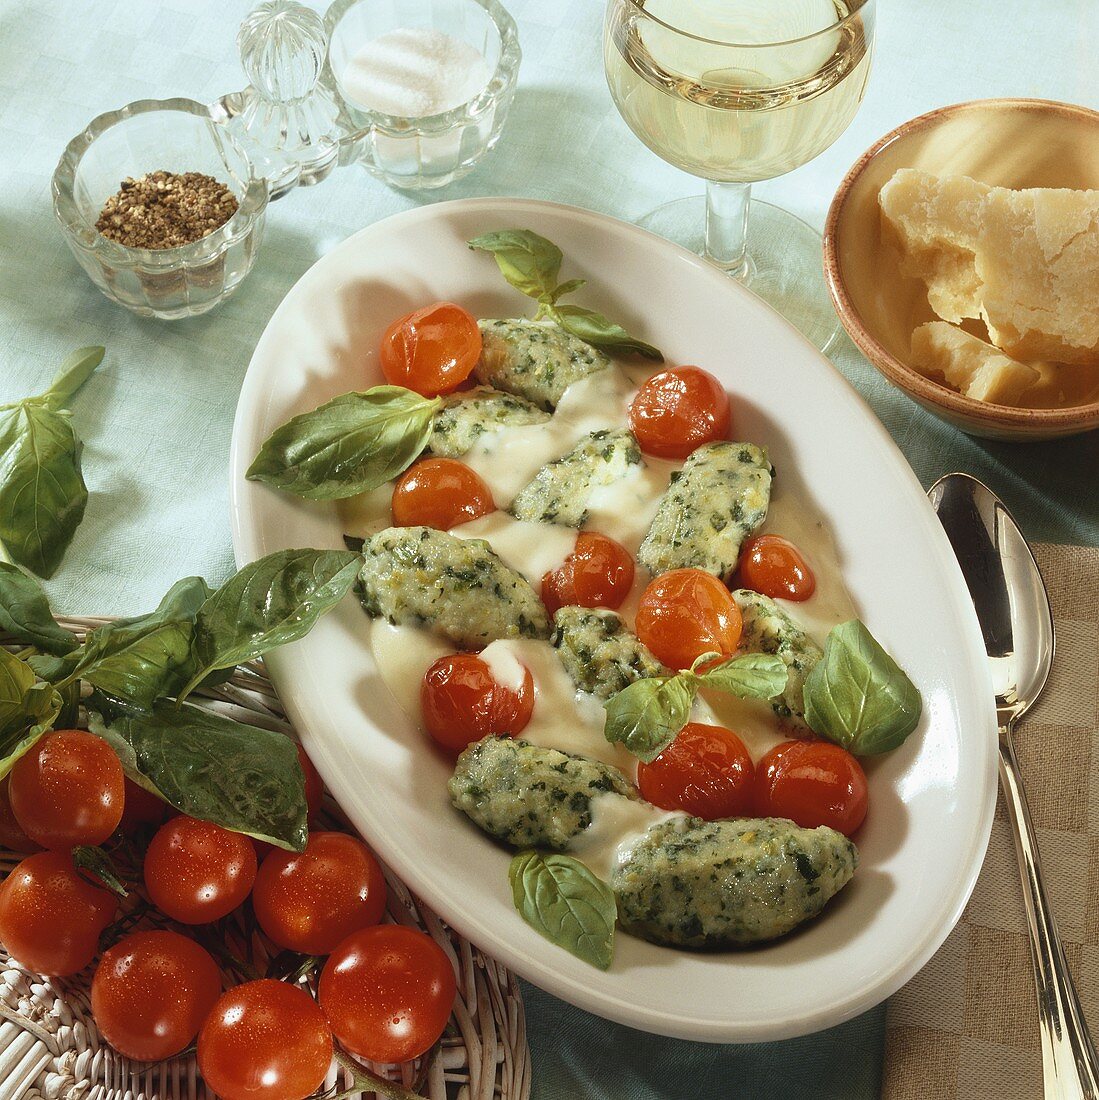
229;198;997;1043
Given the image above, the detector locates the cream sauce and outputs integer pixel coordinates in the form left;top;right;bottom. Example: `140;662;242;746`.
569;793;685;880
344;361;859;867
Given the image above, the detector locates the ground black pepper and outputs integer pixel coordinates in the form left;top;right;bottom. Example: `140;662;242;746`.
95;170;238;249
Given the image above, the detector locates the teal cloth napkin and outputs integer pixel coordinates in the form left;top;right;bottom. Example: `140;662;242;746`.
1;2;1096;1097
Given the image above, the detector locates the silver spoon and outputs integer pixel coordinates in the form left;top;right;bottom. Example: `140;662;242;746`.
930;472;1099;1099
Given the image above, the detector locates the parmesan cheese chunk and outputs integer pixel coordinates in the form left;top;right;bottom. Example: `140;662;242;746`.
975;187;1099;365
911;322;1040;406
879;168;989;323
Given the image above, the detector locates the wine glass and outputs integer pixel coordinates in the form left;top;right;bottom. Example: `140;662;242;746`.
603;0;876;350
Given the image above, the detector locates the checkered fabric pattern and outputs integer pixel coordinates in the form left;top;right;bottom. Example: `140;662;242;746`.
884;543;1099;1099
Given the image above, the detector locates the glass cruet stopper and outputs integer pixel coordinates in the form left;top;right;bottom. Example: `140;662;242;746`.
224;0;342;197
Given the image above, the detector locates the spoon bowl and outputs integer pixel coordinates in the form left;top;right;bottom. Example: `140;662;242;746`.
927;473;1054;724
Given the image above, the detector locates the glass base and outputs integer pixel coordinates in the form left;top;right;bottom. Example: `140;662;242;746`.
637;196;841;355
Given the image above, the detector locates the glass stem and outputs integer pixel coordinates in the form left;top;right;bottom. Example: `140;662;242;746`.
704;180;751;280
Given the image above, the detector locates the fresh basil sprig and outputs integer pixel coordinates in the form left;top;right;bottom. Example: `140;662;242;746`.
469;230;663;361
0;346;104;577
0;563;78;655
803;620;922;755
178;548;362;700
246;387;441;501
0;650;62;778
89;701;309;851
31;576;215;708
509;850;617;970
604;652;788;763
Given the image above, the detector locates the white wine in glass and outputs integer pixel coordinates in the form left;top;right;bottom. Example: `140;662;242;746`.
604;0;875;350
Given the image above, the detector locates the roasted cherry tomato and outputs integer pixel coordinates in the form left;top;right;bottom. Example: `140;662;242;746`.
541;532;635;616
143;816;257;924
253;831;387;955
0;777;38;852
91;930;222;1061
391;458;495;531
736;534;816;601
755;740;868;837
637;722;755;819
421;653;535;753
198;979;333;1100
297;744;324;823
319;924;456;1064
0;850;116;975
9;729;124;849
119;778;170;834
635;568;742;671
380;302;482;397
628;366;731;459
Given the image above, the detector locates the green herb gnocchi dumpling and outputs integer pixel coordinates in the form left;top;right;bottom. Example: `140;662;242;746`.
612;816;857;947
510;429;642;527
638;441;772;580
552;606;665;699
475;319;610;411
449;736;637;850
356;526;550;647
426;386;550;458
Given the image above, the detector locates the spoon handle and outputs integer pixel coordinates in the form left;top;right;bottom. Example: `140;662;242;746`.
999;730;1099;1099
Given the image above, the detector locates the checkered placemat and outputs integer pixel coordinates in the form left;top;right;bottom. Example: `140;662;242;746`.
884;542;1099;1099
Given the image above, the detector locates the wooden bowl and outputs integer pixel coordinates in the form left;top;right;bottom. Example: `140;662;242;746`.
823;99;1099;442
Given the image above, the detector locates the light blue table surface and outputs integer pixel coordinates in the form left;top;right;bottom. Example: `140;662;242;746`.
1;1;1097;1096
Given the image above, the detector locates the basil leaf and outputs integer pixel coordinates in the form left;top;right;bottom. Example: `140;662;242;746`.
0;679;62;778
699;653;788;700
88;701;308;850
549;278;586;303
43;346;105;407
246;387;442;501
508;851;616;970
179;548;361;700
43;577;214;708
0;648;37;730
549;304;663;361
0;562;78;654
603;674;696;763
468;230;563;300
72;845;129;897
0;399;89;577
803;619;923;755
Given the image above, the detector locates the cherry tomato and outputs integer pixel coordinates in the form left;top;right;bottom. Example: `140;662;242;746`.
391;458;495;531
380;302;482;397
541;532;635;616
143;816;257;924
9;729;124;850
319;924;456;1064
420;653;535;753
736;535;817;601
91;930;221;1061
297;744;324;823
0;850;116;975
755;740;868;837
198;979;333;1100
119;778;170;833
635;569;743;671
637;723;755;819
253;832;387;955
628;367;731;459
0;777;38;852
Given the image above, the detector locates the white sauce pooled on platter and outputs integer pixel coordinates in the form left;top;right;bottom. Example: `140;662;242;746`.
341;360;858;866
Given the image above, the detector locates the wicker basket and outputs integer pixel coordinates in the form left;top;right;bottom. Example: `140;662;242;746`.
0;617;531;1100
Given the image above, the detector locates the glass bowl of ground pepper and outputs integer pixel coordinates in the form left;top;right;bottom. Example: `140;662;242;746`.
52;98;268;319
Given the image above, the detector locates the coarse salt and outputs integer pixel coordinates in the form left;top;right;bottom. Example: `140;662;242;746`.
341;28;492;118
